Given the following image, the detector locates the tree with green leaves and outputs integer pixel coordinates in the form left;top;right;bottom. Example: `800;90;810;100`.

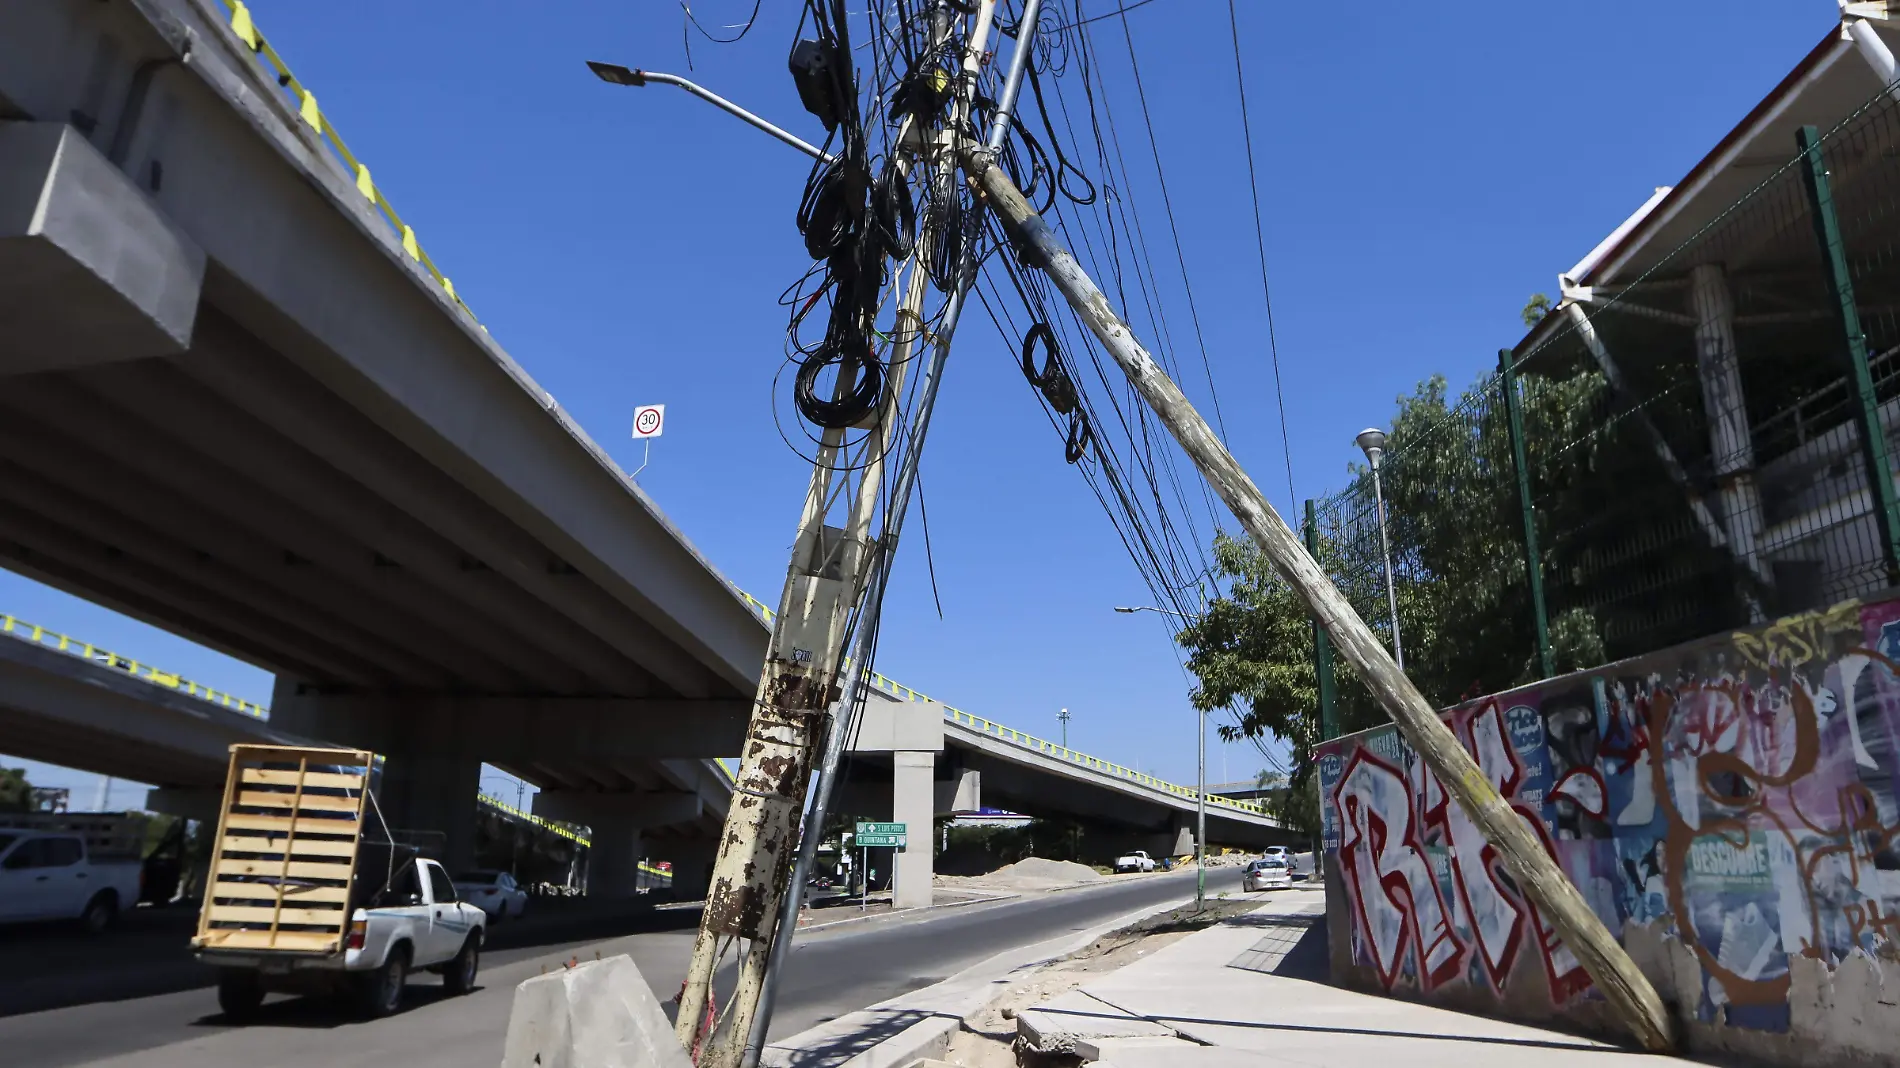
0;767;32;813
1176;356;1705;833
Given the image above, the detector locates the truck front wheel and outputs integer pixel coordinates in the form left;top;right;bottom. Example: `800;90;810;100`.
218;971;265;1021
355;946;408;1019
443;934;480;995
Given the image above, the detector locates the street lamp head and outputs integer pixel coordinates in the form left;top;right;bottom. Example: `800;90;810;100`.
1355;427;1388;469
587;61;647;87
1112;606;1140;613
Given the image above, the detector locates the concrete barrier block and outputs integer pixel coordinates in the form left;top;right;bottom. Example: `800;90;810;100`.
500;955;692;1068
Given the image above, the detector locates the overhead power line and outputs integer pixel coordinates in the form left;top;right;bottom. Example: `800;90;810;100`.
1226;0;1299;515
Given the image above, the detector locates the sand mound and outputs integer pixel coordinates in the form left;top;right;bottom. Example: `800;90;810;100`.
998;858;1104;885
935;857;1105;891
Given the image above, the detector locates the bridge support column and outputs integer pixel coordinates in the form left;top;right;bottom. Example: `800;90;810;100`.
893;751;934;909
664;838;717;902
378;752;481;876
144;786;223;824
535;792;701;899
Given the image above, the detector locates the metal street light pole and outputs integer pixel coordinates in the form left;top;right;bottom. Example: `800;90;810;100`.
1112;603;1206;911
1057;707;1071;749
1355;428;1404;671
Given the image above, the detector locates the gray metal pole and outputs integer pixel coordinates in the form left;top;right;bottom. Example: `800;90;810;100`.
986;0;1043;152
1196;704;1206;909
740;3;1036;1060
1369;463;1403;671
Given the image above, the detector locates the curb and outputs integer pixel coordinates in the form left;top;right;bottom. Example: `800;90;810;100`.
761;889;1205;1068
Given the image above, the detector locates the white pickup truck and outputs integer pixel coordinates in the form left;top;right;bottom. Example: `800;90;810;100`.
0;829;142;932
191;744;486;1020
1114;849;1157;873
200;851;486;1019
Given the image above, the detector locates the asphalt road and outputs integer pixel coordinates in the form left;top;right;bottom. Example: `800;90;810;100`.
1;867;1241;1067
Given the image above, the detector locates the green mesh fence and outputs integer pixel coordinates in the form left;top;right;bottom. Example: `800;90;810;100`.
1308;79;1900;714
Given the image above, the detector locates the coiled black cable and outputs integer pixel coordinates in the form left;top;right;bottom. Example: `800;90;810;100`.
795;334;885;429
1020;322;1077;415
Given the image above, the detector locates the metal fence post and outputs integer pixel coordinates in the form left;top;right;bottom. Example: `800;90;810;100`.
1799;124;1900;584
1497;350;1555;677
1305;499;1339;740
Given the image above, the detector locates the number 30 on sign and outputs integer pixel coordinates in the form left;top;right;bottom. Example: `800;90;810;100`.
632;404;665;439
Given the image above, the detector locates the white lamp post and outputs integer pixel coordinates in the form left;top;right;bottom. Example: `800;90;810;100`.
1355;428;1404;671
1113;603;1207;910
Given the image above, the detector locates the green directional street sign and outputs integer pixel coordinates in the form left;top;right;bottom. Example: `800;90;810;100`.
856;822;906;836
855;834;906;848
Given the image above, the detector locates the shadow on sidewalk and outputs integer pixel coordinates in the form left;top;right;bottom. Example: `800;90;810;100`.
765;1007;950;1068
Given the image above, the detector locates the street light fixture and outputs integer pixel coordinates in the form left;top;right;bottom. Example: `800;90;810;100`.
1355;427;1404;671
586;61;836;164
1112;602;1208;911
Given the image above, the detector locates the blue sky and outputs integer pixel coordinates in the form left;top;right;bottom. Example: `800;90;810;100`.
3;1;1834;805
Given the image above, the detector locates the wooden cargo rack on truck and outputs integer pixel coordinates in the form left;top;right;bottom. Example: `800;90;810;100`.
193;744;377;955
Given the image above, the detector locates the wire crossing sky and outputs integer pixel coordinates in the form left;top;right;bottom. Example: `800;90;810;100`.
0;0;1834;795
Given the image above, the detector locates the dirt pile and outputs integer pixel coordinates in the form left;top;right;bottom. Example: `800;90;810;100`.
935;857;1105;892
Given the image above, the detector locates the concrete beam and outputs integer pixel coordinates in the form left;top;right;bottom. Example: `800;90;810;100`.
0;450;567;690
0;544;329;682
846;693;946;753
269;694;750;761
0;470;492;689
176;326;720;699
0;373;644;693
535;791;703;830
0;501;389;685
0;122;204;374
144;787;222;824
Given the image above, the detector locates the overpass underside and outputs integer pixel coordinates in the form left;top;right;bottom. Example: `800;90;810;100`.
1;0;769;888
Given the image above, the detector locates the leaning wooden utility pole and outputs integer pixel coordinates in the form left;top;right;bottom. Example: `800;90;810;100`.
673;5;995;1065
959;153;1678;1053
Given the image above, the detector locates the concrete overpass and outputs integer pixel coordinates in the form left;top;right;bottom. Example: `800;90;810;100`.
1;0;766;880
0;0;1285;901
0;612;732;888
836;679;1291;905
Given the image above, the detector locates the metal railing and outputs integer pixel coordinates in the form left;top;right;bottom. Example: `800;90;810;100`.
732;592;1268;817
212;1;476;323
2;614;269;718
0;612;614;843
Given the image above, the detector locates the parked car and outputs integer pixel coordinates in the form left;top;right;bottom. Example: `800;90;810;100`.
0;830;142;933
1243;856;1292;892
1114;849;1157;873
453;870;528;921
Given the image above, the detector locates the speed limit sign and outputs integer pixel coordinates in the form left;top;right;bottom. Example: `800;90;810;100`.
632;404;665;439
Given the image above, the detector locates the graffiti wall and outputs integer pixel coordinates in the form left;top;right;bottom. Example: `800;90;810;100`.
1317;597;1900;1064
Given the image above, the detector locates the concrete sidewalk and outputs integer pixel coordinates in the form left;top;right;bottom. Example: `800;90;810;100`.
1027;889;1697;1068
